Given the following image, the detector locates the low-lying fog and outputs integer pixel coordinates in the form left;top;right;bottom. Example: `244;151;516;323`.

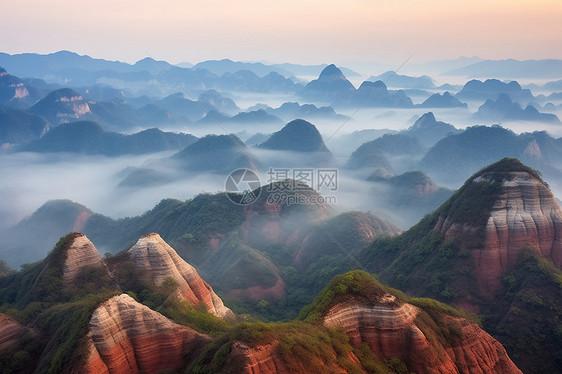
2;102;562;233
0;151;229;229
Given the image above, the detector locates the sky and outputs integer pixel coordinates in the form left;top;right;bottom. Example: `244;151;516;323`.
2;0;561;66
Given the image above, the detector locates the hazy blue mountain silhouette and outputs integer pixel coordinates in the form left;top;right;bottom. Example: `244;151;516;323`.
418;92;467;108
475;93;560;123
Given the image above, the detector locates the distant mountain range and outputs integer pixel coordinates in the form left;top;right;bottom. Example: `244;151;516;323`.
247;102;347;122
419;126;562;185
445;58;562;79
455;79;534;103
191;58;360;78
301;64;414;108
475;93;560;123
0;51;305;97
0;67;39;108
21;121;197;155
367;71;435;89
0;107;48;145
197;109;284;127
417;91;468;109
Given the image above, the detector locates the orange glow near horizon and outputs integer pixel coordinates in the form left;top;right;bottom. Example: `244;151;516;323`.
1;0;561;65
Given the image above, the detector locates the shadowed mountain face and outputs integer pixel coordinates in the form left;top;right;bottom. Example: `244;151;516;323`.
346;140;394;176
0;107;48;145
300;64;356;103
367;171;453;227
257;119;336;167
475;93;560;123
0;200;93;267
197;89;240;115
404;112;461;148
419;125;562;186
171;134;259;173
353;80;414;108
30;88;93;125
367;71;435;89
0;68;36;108
455;79;534;103
248;101;347;122
418;91;467;108
259;119;330;153
22;120;197;155
360;158;562;373
300;64;414;108
347;133;426;176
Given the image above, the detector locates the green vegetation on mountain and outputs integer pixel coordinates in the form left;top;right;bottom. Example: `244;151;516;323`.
0;234;119;374
188;313;410;373
299;270;475;325
357;158;562;373
359;158;546;301
85;194;246;261
482;249;562;373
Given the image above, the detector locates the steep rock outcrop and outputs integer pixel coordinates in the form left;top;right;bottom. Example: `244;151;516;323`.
227;339;363;374
62;233;105;283
323;297;521;374
30;88;92;125
127;233;234;318
435;169;562;297
0;313;33;353
82;294;211;373
227;340;291;374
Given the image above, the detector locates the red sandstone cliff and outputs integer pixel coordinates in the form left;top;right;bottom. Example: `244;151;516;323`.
81;294;211;373
127;233;234;318
62;233;107;283
434;170;562;298
323;296;521;374
0;313;34;354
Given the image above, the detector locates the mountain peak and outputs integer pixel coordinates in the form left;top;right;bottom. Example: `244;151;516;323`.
83;293;211;373
259;119;330;153
61;233;105;283
301;64;356;102
127;233;234;318
433;158;562;297
411;112;436;128
301;271;521;374
470;157;546;185
318;64;347;81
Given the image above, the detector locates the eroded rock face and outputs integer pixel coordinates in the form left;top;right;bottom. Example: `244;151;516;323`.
127;233;234;318
323;297;521;374
0;313;33;353
435;171;562;297
82;294;211;374
62;233;106;283
228;340;362;374
228;341;291;374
